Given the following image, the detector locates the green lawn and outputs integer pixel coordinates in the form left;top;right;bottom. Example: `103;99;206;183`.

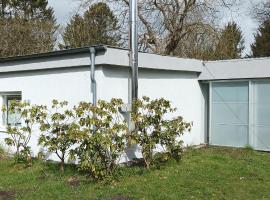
0;146;270;200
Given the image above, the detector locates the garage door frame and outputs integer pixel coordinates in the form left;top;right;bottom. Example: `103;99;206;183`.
209;79;270;151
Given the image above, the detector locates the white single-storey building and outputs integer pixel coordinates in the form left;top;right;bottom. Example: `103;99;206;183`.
202;58;270;152
0;45;270;157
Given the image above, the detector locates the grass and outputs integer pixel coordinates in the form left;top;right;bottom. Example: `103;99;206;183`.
1;146;270;200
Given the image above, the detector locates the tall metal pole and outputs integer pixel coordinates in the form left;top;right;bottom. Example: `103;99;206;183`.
129;0;138;102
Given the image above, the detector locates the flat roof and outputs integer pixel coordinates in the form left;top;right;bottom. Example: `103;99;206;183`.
0;45;203;73
199;57;270;81
0;45;107;63
3;45;270;79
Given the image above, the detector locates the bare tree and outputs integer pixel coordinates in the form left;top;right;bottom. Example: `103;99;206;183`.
174;25;219;60
80;0;241;56
251;0;270;23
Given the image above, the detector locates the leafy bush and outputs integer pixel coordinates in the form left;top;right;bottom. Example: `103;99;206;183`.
129;96;192;169
37;100;78;171
1;97;192;179
71;99;128;180
3;100;38;166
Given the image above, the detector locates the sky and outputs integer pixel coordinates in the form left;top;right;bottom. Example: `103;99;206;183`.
48;0;80;24
48;0;260;55
219;0;260;55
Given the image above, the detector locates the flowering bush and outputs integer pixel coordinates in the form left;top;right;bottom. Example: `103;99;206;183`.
37;100;78;171
3;97;192;179
70;99;128;179
129;97;192;169
3;100;38;166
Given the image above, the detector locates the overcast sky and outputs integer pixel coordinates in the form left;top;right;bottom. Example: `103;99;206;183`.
48;0;260;55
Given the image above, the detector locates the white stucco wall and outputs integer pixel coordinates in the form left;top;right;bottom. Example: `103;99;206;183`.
100;66;206;146
0;66;95;157
0;64;206;162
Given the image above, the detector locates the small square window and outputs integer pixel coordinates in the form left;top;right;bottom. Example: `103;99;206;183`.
0;93;22;127
6;95;22;126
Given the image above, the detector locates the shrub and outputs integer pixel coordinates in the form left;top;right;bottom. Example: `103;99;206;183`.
71;99;128;180
2;97;192;178
3;100;37;166
244;145;254;151
37;100;79;171
129;96;192;169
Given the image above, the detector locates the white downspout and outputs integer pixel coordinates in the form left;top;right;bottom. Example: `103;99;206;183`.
90;47;97;106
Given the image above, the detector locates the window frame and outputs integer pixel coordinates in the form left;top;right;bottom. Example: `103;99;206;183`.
6;95;22;126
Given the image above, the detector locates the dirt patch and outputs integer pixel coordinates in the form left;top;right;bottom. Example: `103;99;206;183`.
111;195;133;200
67;177;81;187
0;190;16;200
0;153;8;161
124;158;145;167
36;175;47;181
248;172;264;181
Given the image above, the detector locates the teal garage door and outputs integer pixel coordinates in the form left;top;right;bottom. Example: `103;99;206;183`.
210;82;249;147
253;81;270;151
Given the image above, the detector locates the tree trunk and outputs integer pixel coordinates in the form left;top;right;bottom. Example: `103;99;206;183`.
60;159;64;172
60;152;65;171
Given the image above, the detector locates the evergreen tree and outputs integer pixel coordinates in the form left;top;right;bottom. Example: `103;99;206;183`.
62;2;120;48
251;19;270;57
7;0;55;20
214;22;245;60
0;0;57;58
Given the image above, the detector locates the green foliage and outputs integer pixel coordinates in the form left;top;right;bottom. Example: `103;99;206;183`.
61;2;120;48
0;144;4;154
192;21;245;61
251;19;270;57
1;147;270;199
1;0;55;20
37;100;78;171
214;21;245;60
71;99;128;180
3;100;38;166
244;145;254;151
0;0;57;58
2;97;191;180
0;144;7;159
130;97;192;169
